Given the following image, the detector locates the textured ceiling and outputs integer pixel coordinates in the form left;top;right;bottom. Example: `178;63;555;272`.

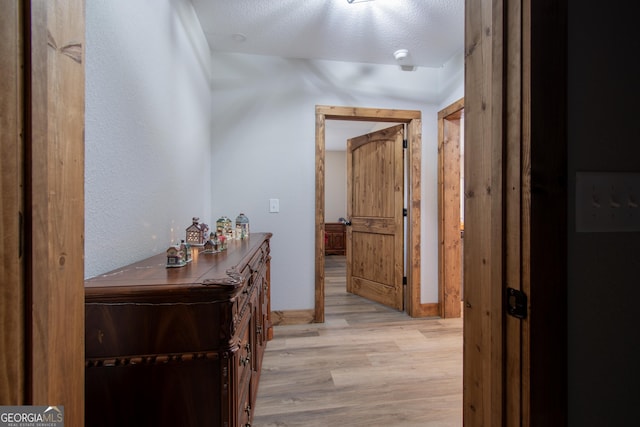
192;0;464;149
191;0;464;68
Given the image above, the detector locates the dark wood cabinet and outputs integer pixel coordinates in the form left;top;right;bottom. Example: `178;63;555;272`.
325;222;346;255
84;233;272;427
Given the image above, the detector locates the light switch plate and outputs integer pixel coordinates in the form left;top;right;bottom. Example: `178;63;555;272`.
576;172;640;232
269;198;279;213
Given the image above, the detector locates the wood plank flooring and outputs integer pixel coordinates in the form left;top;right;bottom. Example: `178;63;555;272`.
252;255;463;426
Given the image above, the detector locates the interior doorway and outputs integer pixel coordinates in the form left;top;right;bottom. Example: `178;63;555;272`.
315;105;435;323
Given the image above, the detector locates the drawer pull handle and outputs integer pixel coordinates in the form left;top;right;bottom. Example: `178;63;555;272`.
240;343;252;366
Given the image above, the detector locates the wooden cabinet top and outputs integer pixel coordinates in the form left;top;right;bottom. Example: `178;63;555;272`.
85;232;272;303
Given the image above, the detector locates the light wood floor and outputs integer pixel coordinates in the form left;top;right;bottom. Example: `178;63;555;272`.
252;255;463;427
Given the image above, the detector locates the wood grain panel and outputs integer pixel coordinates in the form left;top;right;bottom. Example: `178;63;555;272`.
28;0;85;423
350;231;394;284
438;99;464;319
0;0;24;405
351;140;395;218
505;0;524;424
406;118;423;317
315;111;326;323
442;118;461;317
347;125;404;311
271;309;315;325
317;105;421;122
463;0;505;425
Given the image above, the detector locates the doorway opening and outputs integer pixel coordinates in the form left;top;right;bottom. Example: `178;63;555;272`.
315;105;436;322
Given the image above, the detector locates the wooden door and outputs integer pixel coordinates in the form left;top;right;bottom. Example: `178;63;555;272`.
346;124;404;311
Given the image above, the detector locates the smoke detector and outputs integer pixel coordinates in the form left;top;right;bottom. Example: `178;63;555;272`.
393;49;415;71
393;49;409;62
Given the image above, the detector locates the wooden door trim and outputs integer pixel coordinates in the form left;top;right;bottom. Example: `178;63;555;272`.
437;98;464;318
464;0;567;425
27;0;85;421
464;0;506;423
0;0;25;404
315;105;432;322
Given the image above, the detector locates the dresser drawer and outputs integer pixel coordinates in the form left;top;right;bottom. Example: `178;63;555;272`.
85;300;230;359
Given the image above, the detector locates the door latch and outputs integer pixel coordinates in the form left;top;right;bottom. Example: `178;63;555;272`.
506;287;527;319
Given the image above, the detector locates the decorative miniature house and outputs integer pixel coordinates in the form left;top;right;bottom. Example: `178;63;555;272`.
166;244;186;268
235;213;250;239
166;240;193;267
216;216;233;240
202;232;218;253
181;240;193;263
203;231;226;254
203;239;215;253
186;217;209;246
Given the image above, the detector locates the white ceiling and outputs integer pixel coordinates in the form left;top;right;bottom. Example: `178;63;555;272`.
191;0;464;149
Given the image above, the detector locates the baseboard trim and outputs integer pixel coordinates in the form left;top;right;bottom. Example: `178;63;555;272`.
271;309;315;325
413;303;440;318
272;304;442;325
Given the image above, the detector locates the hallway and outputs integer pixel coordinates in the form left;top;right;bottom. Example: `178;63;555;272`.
252;255;463;426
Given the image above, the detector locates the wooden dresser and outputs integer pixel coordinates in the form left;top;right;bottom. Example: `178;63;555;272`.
84;233;273;427
325;222;346;255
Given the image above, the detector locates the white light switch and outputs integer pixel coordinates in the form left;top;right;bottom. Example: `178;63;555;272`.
576;172;640;232
269;198;279;213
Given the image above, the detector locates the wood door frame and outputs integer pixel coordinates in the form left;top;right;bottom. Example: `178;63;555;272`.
1;0;25;404
315;105;435;322
1;1;85;421
437;98;464;318
464;0;567;424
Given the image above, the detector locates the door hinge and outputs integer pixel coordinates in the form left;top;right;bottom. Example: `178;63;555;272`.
403;208;407;217
403;276;407;286
403;139;408;149
506;287;527;319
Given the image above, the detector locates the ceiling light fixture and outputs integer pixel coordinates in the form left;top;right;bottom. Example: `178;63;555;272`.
347;0;375;4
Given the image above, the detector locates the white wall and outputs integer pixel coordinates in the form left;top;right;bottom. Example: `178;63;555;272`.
325;151;347;222
437;50;465;111
84;0;212;278
83;2;464;307
210;52;463;310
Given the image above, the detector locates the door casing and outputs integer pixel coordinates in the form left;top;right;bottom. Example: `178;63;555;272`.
315;105;436;322
437;98;464;318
